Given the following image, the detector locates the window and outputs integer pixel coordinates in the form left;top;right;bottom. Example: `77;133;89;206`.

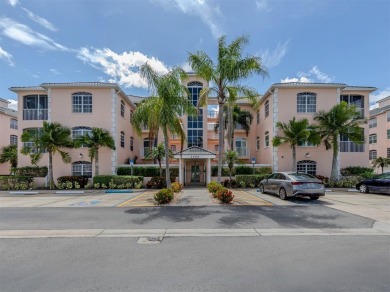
187;81;203;147
121;100;125;117
10;118;17;129
256;111;260;124
340;94;364;117
72;161;92;178
10;135;17;146
130;136;134;151
297;92;316;113
72;92;92;113
369;118;377;128
388;148;390;158
297;160;317;176
72;127;92;140
369;134;377;144
264;131;269;147
171;145;176;152
265;100;269;117
298;141;316;147
369;150;377;160
340;128;364;152
120;131;125;148
130;110;133;123
215;145;219;152
387;111;390;122
256;136;260;151
22;128;46;153
143;138;157;158
235;138;248;156
388;129;390;139
23;94;48;120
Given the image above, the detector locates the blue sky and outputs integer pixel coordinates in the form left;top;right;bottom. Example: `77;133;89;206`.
0;0;389;110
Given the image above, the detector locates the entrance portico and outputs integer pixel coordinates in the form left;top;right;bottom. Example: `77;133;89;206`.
173;146;216;187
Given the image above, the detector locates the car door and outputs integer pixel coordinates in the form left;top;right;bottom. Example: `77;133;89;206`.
265;173;278;194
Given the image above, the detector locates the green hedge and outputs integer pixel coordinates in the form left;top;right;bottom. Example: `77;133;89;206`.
211;166;230;176
341;166;374;179
117;166;179;177
93;175;144;189
235;174;270;187
0;176;35;190
13;166;48;177
57;176;90;189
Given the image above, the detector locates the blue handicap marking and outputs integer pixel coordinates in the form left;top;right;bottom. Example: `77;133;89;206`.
70;200;101;206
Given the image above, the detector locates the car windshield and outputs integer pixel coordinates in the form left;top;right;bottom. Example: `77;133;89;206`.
374;173;390;179
288;173;316;180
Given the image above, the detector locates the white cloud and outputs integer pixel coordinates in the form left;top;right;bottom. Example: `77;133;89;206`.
369;88;390;109
7;0;19;7
281;66;334;83
49;68;60;75
180;62;192;72
256;0;272;12
260;40;289;68
77;47;169;89
7;99;18;111
151;0;224;38
0;46;14;66
22;8;57;32
0;18;68;51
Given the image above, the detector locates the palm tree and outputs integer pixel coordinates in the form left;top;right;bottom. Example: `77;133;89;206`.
188;35;268;182
0;145;18;174
372;157;390;174
214;105;253;150
314;101;367;181
21;121;73;189
146;142;173;176
76;127;116;176
132;63;196;188
272;117;320;172
225;150;239;184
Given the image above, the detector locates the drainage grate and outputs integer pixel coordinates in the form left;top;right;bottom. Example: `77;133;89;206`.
137;236;163;244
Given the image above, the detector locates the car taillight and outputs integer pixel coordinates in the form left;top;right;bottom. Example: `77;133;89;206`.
291;182;303;185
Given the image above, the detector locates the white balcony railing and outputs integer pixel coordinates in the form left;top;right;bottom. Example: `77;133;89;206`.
23;109;48;120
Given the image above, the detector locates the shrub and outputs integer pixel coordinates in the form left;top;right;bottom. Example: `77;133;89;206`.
211;166;230;176
57;176;89;189
13;166;48;177
171;182;183;193
93;175;143;189
207;181;224;197
154;188;174;204
326;176;362;188
235;166;253;175
117;166;180;178
235;174;269;187
223;179;237;188
0;176;35;190
146;176;175;189
216;187;234;204
341;166;374;178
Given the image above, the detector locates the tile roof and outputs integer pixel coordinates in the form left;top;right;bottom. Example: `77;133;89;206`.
370;104;390;116
174;146;216;156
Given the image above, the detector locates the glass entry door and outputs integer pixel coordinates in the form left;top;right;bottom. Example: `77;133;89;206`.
185;161;205;186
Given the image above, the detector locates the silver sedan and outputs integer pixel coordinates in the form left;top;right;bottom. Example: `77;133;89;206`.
259;172;325;200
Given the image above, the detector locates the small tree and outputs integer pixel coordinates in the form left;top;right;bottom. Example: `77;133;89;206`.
372;157;390;174
0;145;17;174
225;150;239;186
146;143;173;176
76;127;116;176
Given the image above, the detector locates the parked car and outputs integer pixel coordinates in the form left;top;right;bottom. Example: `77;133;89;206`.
355;173;390;194
259;172;325;200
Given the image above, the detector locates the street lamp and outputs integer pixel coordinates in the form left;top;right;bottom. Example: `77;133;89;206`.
251;157;256;174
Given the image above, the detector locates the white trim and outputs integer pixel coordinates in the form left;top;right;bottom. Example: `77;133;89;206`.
272;88;279;172
111;89;117;174
47;88;51;122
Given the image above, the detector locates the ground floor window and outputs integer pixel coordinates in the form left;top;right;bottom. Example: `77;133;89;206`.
297;160;317;176
369;150;377;160
10;135;17;146
72;161;92;178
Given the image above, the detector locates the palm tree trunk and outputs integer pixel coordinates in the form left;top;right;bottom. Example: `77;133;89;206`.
48;151;54;189
217;103;224;183
292;145;296;172
159;159;162;176
227;106;234;151
95;149;99;176
163;127;171;188
330;137;339;181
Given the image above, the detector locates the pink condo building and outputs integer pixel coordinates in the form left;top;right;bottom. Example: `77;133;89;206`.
369;96;390;173
0;98;18;175
9;80;377;185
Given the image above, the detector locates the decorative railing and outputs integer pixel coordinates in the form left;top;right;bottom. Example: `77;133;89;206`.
23;109;48;120
340;141;364;152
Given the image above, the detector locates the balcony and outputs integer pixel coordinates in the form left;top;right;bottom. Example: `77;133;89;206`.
207;110;218;119
236;147;249;157
340;141;364;153
23;109;48;120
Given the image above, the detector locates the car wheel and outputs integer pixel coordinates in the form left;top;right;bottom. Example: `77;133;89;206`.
359;184;369;193
279;188;287;200
310;195;319;200
259;184;265;194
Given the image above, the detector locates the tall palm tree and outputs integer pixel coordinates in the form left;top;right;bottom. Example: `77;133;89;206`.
214;105;253;150
0;145;18;174
146;142;173;176
314;101;367;181
132;63;196;188
188;35;268;182
76;127;116;176
372;157;390;174
272;117;320;172
21;121;73;189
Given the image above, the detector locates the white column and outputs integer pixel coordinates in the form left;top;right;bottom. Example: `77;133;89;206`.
206;158;211;184
179;158;183;185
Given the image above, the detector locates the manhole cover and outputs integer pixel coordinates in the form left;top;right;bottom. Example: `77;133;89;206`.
137;236;163;244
